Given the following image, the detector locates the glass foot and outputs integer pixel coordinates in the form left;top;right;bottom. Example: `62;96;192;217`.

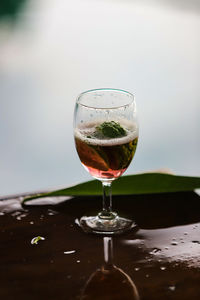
79;215;137;235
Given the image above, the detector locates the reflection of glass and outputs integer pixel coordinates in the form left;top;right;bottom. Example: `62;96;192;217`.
81;237;139;300
74;89;139;234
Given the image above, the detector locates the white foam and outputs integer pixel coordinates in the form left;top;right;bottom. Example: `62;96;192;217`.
74;120;138;146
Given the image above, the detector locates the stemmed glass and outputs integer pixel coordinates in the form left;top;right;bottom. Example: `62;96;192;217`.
74;88;138;234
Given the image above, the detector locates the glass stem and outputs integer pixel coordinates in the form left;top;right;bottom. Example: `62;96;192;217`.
99;181;115;219
103;237;113;268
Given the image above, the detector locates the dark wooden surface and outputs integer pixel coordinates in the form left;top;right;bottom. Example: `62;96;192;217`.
1;191;200;299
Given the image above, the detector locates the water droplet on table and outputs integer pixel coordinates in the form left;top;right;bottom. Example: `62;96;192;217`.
47;209;58;216
171;241;178;246
75;218;80;226
168;285;176;291
64;250;76;255
150;248;161;255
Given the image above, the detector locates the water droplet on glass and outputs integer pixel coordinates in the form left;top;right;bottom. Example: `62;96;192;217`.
160;266;166;271
168;285;176;291
64;250;76;255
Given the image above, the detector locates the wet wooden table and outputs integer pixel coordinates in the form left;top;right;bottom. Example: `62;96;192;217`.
1;191;200;299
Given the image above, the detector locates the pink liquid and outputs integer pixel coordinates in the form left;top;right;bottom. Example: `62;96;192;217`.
75;135;138;180
84;165;127;180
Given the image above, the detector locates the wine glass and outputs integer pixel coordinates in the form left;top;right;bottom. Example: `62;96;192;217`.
81;237;140;300
74;88;138;234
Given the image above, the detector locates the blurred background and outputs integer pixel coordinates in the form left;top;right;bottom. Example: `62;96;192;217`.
0;0;199;196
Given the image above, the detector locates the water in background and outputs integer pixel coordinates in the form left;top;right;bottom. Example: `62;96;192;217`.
0;0;199;196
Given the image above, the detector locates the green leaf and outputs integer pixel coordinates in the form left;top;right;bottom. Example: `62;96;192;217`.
31;236;45;245
95;121;126;138
22;173;200;204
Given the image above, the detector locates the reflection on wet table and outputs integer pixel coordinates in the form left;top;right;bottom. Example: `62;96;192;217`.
1;192;200;299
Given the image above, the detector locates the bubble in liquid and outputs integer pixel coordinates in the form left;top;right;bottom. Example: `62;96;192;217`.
168;285;176;291
134;267;140;271
160;266;166;271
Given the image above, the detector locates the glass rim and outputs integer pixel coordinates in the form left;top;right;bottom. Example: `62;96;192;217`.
76;88;135;110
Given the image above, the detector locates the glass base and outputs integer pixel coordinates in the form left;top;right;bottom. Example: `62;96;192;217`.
79;214;137;235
